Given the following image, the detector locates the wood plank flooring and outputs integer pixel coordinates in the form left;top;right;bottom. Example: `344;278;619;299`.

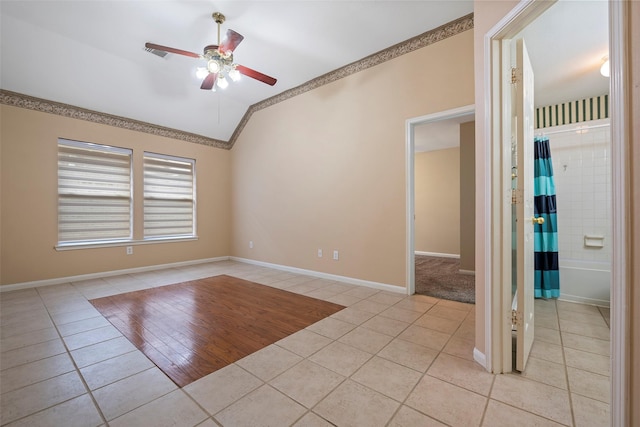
89;275;345;387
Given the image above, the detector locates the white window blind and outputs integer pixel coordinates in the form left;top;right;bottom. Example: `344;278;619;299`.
144;152;196;239
58;139;132;244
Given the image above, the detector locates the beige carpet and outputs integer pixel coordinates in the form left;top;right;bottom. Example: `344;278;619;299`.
415;255;475;304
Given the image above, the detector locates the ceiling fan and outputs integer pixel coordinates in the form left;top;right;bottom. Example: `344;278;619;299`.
145;12;277;91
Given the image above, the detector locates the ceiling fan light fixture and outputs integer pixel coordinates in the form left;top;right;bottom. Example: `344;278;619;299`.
207;60;221;73
228;68;241;82
145;10;276;92
217;75;229;89
196;67;209;79
600;57;610;77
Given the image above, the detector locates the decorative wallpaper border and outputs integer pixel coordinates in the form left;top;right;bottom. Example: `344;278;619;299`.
1;13;473;150
535;94;609;129
0;90;229;149
228;13;474;147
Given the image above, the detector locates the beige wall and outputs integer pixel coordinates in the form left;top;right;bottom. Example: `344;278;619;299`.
459;121;475;271
414;148;460;256
230;30;474;288
0;105;231;286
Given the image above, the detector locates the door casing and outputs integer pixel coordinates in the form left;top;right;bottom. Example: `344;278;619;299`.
405;105;475;296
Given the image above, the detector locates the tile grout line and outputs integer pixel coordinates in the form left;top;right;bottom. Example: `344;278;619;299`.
185;274;367;426
8;262;606;426
556;299;577;427
71;277;215;426
382;300;478;426
35;285;110;427
478;374;498;426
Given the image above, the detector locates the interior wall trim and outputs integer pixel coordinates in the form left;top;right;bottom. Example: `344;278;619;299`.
535;94;609;129
415;251;461;259
0;90;229;149
473;347;487;367
228;13;474;148
0;256;229;293
0;13;472;151
230;256;405;294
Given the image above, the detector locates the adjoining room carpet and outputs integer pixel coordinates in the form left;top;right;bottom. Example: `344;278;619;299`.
89;275;345;387
415;255;475;304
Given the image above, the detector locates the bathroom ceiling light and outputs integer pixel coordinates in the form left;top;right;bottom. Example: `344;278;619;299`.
600;57;610;77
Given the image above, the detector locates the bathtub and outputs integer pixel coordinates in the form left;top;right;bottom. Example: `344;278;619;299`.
558;259;610;307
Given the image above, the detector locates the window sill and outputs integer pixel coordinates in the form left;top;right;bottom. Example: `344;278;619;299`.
55;236;198;251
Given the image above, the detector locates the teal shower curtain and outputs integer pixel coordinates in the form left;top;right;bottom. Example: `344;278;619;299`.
534;136;560;298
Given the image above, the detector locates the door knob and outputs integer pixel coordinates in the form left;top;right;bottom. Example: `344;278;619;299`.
532;217;545;225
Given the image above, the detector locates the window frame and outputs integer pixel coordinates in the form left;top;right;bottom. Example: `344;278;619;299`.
56;138;133;248
143;151;197;241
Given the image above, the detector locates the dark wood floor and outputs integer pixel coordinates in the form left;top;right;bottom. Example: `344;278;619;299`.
89;275;345;387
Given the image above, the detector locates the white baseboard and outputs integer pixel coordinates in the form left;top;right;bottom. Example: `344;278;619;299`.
2;255;407;296
415;251;460;259
231;257;406;294
0;257;230;293
559;293;610;308
473;347;487;369
459;269;476;276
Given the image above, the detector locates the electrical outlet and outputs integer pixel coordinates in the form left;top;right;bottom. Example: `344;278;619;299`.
249;241;254;249
317;249;323;258
126;246;133;255
333;250;339;260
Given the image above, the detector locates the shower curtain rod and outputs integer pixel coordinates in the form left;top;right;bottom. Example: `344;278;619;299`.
536;122;610;136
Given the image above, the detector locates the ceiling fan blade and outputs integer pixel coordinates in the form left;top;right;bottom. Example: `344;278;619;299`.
236;65;277;86
219;30;244;54
145;42;200;59
200;73;216;90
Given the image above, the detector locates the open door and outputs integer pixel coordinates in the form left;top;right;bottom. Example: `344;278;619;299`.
513;38;536;372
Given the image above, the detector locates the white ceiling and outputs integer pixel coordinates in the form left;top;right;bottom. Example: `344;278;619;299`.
0;1;609;146
0;0;474;142
415;0;609;153
414;113;474;153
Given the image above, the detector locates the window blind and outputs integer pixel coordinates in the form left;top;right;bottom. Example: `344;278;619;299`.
144;153;195;238
58;139;132;244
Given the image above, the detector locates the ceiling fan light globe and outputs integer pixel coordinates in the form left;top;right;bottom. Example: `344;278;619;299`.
196;67;209;79
207;60;220;73
229;68;241;82
217;76;229;89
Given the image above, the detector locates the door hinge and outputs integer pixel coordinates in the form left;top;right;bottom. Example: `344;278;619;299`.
511;309;520;326
511;188;523;205
511;67;520;84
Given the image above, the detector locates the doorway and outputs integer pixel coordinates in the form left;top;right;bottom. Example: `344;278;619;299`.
405;104;474;297
485;0;628;424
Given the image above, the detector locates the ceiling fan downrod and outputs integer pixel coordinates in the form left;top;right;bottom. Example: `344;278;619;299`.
212;12;225;46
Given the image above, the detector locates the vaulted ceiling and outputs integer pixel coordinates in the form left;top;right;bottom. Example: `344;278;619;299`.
1;1;473;144
1;1;608;148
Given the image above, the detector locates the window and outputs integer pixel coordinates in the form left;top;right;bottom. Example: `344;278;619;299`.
143;152;196;239
58;139;132;245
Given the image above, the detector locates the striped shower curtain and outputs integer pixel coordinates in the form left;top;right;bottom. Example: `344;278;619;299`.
534;136;560;298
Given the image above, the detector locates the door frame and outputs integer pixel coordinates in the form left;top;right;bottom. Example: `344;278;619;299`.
484;0;629;424
405;105;475;296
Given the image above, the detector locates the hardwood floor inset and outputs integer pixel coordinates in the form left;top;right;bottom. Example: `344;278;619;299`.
89;275;345;387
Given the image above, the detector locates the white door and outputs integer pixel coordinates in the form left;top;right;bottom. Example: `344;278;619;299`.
514;38;536;372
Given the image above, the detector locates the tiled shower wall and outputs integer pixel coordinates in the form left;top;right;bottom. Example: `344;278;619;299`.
546;119;611;263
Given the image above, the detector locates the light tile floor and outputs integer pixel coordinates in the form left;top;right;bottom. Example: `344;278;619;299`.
0;260;611;426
